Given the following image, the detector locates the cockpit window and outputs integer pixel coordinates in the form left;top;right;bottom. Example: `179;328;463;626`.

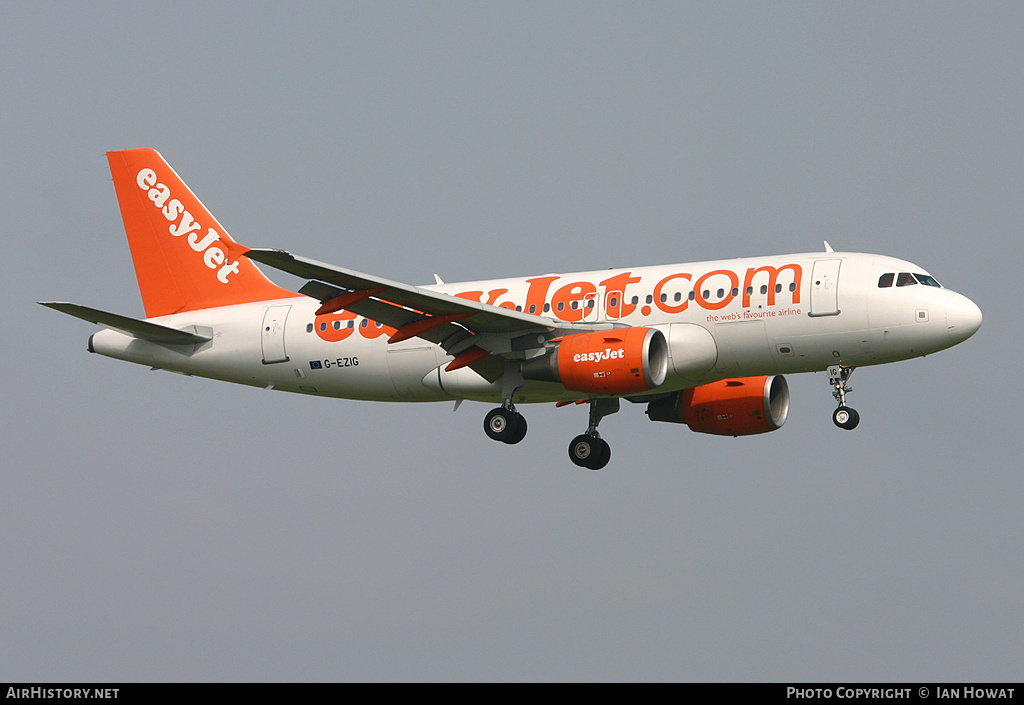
880;271;942;289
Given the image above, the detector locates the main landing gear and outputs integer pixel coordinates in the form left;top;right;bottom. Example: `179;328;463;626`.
827;364;860;430
482;397;619;470
483;404;528;445
568;398;619;471
484;362;529;445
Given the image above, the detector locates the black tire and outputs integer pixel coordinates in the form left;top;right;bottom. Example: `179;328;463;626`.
484;407;516;442
832;406;860;430
589;438;611;470
568;435;611;470
503;413;528;445
569;434;595;467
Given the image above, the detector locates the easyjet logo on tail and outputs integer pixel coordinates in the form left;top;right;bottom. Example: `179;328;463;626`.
135;168;240;284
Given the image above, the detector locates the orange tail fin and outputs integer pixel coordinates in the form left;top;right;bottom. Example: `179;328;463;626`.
107;148;299;318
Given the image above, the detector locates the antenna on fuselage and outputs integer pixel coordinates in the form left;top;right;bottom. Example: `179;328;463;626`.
823;241;835;253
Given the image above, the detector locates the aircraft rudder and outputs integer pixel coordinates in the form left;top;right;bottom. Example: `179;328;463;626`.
106;148;297;318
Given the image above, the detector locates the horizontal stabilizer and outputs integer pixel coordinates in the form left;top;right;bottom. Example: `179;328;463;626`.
39;302;212;345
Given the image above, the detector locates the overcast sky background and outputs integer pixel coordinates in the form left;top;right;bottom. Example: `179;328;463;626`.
2;2;1021;681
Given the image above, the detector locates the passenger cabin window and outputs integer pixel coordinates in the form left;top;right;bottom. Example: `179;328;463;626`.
896;272;917;287
878;273;894;288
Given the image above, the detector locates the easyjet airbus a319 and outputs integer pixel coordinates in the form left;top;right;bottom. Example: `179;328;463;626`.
43;149;983;469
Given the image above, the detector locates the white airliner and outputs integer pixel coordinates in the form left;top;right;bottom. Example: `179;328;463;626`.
43;149;983;469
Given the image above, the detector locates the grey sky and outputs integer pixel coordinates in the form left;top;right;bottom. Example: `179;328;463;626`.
2;1;1021;681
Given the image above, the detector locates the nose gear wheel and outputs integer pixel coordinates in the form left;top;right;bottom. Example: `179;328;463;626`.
832;406;860;430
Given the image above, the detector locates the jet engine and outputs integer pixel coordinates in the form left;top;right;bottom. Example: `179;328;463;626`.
522;327;669;395
646;375;790;436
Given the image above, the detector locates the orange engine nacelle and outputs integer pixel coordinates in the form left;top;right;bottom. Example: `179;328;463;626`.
646;375;790;436
521;327;669;395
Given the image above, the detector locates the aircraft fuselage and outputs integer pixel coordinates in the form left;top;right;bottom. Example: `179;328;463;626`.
89;250;982;404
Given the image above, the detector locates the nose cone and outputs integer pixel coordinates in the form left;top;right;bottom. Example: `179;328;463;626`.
947;294;983;344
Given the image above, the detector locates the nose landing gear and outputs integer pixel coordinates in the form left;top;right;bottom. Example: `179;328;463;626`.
827;364;860;430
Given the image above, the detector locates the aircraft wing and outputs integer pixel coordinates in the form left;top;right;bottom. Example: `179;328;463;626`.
246;249;609;360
